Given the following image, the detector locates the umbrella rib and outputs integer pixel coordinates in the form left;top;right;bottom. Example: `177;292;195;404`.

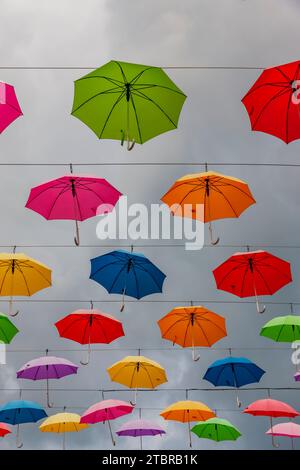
16;261;51;290
242;81;289;100
129;67;154;85
91;259;124;277
47;186;71;219
131;263;163;295
113;61;128;83
26;182;69;207
107;263;128;294
285;90;292;143
131;264;140;300
94;316;110;343
240;263;250;297
274;66;292;82
252;87;291;130
140;363;155;388
131;89;177;127
182;318;191;348
71;86;123;113
73;188;83;221
0;263;14;295
209;185;239;217
193;318;213;346
98;91;126;139
14;263;31;296
133;82;186;96
75;75;124;87
214;263;247;291
212;180;256;203
197;314;227;335
254;265;275;295
160;317;190;339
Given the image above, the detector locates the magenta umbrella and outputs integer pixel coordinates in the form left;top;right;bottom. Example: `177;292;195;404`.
116;419;165;449
294;372;300;382
0;82;22;133
80;399;134;446
25;169;122;245
17;355;78;408
266;422;300;449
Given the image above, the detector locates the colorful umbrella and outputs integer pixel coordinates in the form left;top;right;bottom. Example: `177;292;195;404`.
266;422;300;449
80;399;134;446
213;250;292;313
90;249;166;311
157;305;227;361
191;417;241;442
260;315;300;342
242;60;300;143
161;170;255;244
39;412;88;450
160;400;215;447
25;170;122;245
0;400;47;448
0;313;19;343
294;372;300;382
0;82;22;133
244;398;299;447
203;356;265;407
0;422;11;438
116;419;165;449
0;251;52;317
55;303;125;365
17;355;78;408
71;60;186;150
107;355;167;405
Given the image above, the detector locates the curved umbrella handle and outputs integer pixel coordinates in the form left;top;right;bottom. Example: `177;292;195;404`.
255;294;266;314
130;389;137;407
9;298;19;317
16;424;23;449
208;221;220;246
236;393;242;408
80;342;91;366
74;220;80;246
47;378;54;408
192;347;200;362
107;419;116;446
127;139;135;151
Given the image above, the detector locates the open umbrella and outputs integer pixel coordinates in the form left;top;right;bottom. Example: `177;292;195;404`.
0;423;11;438
157;305;227;361
260;315;300;342
191;417;241;442
0;251;52;317
25;169;122;246
161;170;255;244
266;422;300;449
17;355;78;408
213;250;292;313
71;60;186;150
242;60;300;143
0;400;47;448
39;412;89;449
203;356;265;407
0;82;22;133
0;313;19;343
55;303;125;365
107;355;167;405
90;249;166;311
160;400;215;448
116;419;165;449
80;399;134;446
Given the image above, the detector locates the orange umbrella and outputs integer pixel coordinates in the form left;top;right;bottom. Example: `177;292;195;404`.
161;170;255;244
157;305;227;361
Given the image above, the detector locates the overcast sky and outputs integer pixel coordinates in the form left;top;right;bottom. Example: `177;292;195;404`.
0;0;300;450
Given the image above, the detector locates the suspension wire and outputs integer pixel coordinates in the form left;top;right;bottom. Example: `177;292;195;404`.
0;162;299;167
0;243;300;249
0;65;265;70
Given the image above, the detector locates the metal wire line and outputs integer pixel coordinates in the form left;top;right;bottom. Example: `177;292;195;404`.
0;66;265;70
0;243;300;248
0;162;299;167
0;387;298;393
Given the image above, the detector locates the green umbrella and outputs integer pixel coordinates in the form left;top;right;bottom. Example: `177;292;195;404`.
0;313;19;343
260;315;300;342
191;418;241;442
71;60;186;150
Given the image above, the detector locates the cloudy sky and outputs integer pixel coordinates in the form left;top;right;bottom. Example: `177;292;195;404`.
0;0;300;450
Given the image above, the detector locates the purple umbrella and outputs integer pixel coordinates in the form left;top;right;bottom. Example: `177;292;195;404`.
17;356;78;408
116;419;165;449
294;372;300;382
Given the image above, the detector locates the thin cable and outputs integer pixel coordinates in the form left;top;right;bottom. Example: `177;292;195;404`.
0;162;300;167
1;387;298;392
0;243;299;249
0;66;265;70
5;346;294;353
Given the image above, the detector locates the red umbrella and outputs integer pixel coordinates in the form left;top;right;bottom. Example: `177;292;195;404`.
55;302;125;365
244;398;299;447
213;250;292;313
0;422;11;437
242;60;300;143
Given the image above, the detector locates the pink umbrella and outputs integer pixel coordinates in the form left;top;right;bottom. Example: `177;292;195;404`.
25;169;122;245
0;82;22;133
80;399;134;446
266;422;300;449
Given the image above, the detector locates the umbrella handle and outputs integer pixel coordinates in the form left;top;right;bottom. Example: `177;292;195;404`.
236;393;242;408
208;221;220;246
74;220;80;246
254;291;266;314
192;346;200;362
130;389;137;407
80;342;91;366
127;138;135;151
9;298;19;317
47;378;54;408
16;424;23;449
107;419;116;446
188;421;192;448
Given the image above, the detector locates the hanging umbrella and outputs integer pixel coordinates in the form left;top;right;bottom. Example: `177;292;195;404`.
260;315;300;342
0;313;19;343
39;412;88;450
294;372;300;382
243;398;299;448
161;170;255;244
71;60;186;150
17;356;78;408
0;82;22;133
0;252;52;316
0;400;47;448
116;418;165;450
0;423;11;437
90;250;166;311
242;60;300;143
160;400;215;448
157;305;227;361
203;357;265;407
191;417;241;442
55;304;125;365
25;172;122;246
213;250;292;313
80;399;134;446
266;422;300;449
107;355;167;405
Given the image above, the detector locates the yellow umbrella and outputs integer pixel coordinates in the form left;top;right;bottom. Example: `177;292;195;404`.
0;252;52;316
160;400;215;447
39;412;89;449
107;355;167;405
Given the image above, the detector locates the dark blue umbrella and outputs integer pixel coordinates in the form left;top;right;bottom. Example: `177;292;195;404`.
0;400;47;448
90;250;166;311
203;357;265;407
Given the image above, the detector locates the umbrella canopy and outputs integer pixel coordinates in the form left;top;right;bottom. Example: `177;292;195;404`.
0;422;11;437
243;399;299;418
191;417;241;442
157;305;227;361
90;250;166;311
0;313;19;343
40;412;88;449
0;400;47;424
71;60;186;149
294;372;300;382
260;315;300;342
116;419;166;437
242;60;300;143
0;82;22;133
213;250;292;313
80;399;134;424
266;422;300;438
203;357;265;388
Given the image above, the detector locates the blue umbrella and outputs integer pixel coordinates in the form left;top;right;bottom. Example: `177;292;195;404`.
0;400;47;448
90;250;166;311
203;357;265;407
